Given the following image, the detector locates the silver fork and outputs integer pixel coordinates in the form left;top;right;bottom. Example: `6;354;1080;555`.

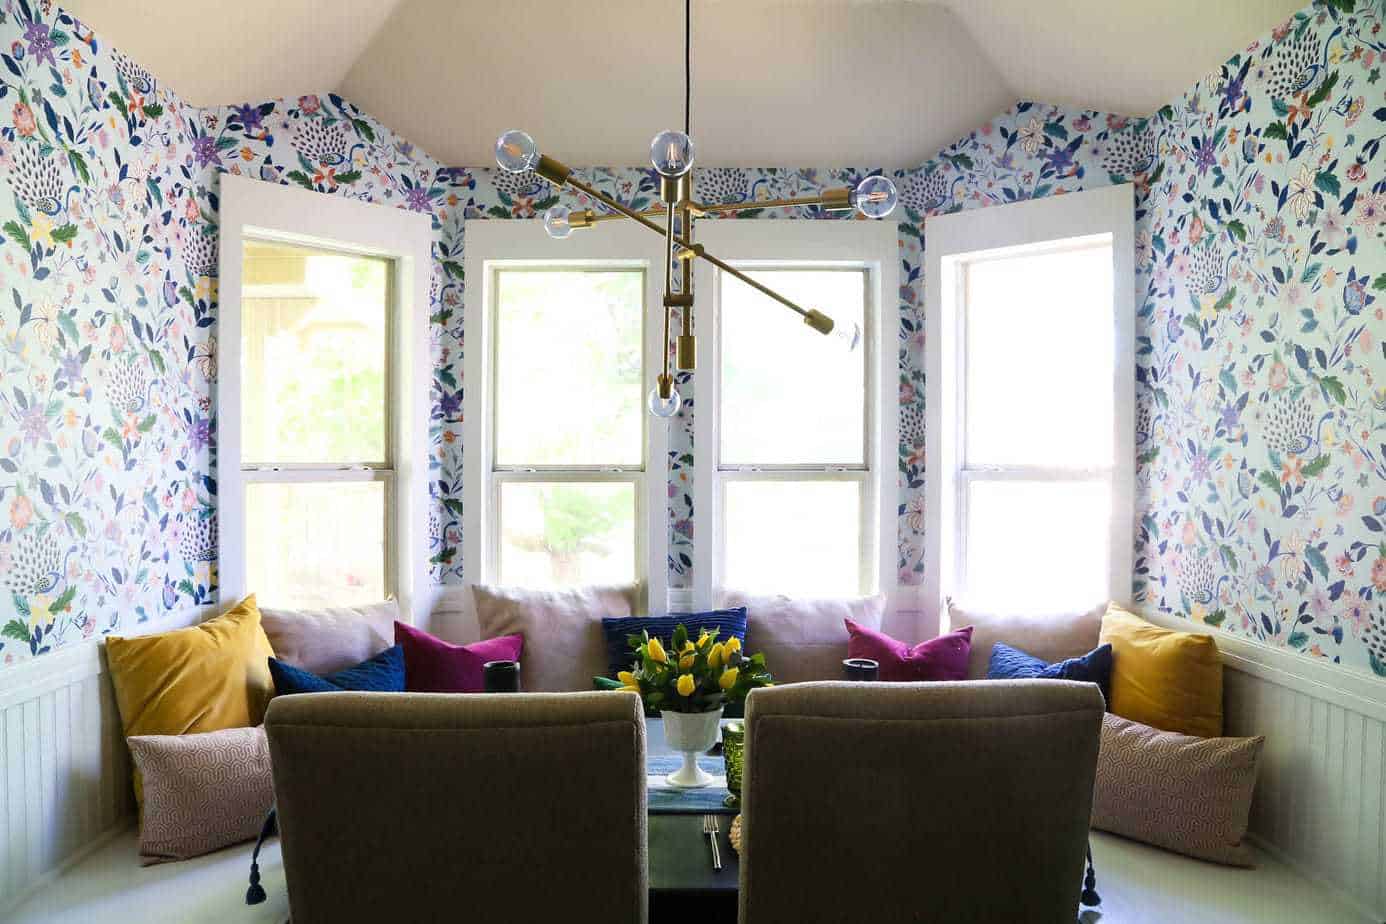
702;814;722;870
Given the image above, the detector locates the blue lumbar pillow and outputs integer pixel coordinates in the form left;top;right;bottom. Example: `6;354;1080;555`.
600;608;748;678
269;645;406;695
987;641;1113;703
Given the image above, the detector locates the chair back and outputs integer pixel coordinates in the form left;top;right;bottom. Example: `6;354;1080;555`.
266;691;647;923
738;680;1103;923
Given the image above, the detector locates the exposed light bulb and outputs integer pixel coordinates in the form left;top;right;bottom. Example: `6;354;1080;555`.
542;205;573;239
833;320;862;352
648;385;682;418
495;129;539;173
851;175;898;218
650;130;694;177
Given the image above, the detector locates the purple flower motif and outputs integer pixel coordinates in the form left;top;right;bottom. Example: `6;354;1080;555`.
1044;145;1074;174
192;135;220;168
437;390;462;419
19;403;50;446
1190;454;1210;482
1220;403;1240;431
405;185;432;212
58;352;83;382
1222;78;1244;109
232;104;262;132
673;519;693;539
1193;138;1216;175
188;415;211;452
23;22;54;67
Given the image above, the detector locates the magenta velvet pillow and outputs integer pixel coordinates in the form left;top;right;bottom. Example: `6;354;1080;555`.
844;620;974;682
394;621;524;692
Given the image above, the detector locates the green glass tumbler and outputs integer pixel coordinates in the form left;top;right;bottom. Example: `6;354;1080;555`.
723;721;745;807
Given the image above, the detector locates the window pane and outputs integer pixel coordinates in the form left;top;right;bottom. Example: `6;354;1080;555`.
722;480;862;595
495;270;643;467
498;481;636;588
245;480;386;608
720;269;865;466
962;479;1109;614
965;243;1113;468
241;241;388;465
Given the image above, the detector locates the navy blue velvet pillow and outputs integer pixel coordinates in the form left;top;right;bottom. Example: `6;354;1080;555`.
269;645;406;695
601;608;748;678
987;642;1113;702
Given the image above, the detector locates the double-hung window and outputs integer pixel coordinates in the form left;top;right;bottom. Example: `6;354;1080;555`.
218;175;432;621
693;221;898;606
925;184;1135;617
464;222;669;607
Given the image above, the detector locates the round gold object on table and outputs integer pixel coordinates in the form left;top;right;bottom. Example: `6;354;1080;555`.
729;814;742;854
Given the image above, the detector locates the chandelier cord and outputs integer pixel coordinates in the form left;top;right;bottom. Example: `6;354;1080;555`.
684;0;691;136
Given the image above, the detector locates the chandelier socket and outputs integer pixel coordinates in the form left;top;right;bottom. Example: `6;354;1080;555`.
656;372;676;399
659;174;689;205
677;334;697;371
675;243;704;262
821;188;853;212
663;292;694;308
567;209;596;229
534;155;572;187
803;309;835;335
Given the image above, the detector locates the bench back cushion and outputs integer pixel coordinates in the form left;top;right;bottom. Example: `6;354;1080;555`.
948;599;1105;680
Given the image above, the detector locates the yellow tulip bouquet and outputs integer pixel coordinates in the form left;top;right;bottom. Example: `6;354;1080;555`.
617;624;772;714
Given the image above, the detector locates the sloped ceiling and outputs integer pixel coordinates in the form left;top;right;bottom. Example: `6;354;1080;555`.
66;0;1306;168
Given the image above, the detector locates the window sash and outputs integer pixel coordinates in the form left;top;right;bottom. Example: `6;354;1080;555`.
490;470;645;589
488;264;648;472
715;265;872;470
717;469;874;596
239;244;395;470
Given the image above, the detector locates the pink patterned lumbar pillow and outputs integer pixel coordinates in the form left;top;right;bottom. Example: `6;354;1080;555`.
844;620;974;682
127;725;273;865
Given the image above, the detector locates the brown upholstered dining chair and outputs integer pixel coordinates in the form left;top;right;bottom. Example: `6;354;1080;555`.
265;690;647;923
737;680;1104;923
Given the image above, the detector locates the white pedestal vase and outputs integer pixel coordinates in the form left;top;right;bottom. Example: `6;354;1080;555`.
660;708;724;788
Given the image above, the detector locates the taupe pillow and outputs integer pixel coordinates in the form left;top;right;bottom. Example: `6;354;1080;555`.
1092;713;1263;866
128;725;274;865
471;583;644;691
720;593;885;684
947;599;1104;680
259;600;397;675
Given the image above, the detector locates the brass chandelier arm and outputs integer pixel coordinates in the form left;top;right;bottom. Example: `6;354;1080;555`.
550;168;836;336
575;188;854;225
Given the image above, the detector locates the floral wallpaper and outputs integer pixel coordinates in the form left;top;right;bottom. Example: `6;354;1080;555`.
1;0;1381;676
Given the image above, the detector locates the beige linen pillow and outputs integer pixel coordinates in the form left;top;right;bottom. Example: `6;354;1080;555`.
471;583;644;691
720;593;886;684
947;599;1105;680
1092;713;1263;866
127;725;274;865
259;600;398;675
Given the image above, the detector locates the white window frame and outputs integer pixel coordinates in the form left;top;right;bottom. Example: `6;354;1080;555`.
216;173;433;624
924;183;1135;621
463;221;670;612
692;220;899;609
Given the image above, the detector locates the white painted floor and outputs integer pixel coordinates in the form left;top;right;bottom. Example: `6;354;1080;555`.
8;828;1370;923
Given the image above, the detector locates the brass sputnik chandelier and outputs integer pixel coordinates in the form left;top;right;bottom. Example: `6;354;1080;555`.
493;0;898;418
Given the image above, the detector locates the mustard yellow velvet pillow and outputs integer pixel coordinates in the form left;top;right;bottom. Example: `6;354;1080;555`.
106;595;276;805
1099;604;1223;738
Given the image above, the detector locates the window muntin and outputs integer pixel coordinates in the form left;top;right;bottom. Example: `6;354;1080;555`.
239;239;395;607
488;267;646;589
716;265;875;597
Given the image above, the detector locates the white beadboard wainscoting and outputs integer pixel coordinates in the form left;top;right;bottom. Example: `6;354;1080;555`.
1146;611;1386;923
0;606;207;916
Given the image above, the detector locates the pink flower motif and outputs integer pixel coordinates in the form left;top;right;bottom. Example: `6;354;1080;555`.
9;495;32;530
1334;553;1354;577
1268;361;1289;391
899;380;916;404
298;95;320;114
1373;556;1386;593
12;102;35;137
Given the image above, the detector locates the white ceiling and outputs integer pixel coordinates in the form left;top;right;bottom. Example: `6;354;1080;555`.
66;0;1306;168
